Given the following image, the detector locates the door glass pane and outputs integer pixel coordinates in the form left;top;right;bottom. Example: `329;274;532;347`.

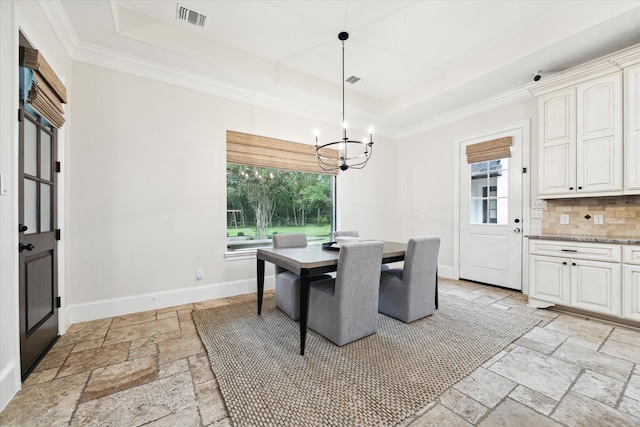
40;183;52;232
469;157;509;225
469;199;484;224
41;130;51;180
470;175;488;198
24;119;37;176
24;178;38;234
496;170;509;197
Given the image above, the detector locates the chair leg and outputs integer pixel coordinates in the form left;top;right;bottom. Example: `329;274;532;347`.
435;268;438;310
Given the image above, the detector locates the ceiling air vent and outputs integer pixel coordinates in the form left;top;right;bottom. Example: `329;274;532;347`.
346;76;361;84
176;4;206;27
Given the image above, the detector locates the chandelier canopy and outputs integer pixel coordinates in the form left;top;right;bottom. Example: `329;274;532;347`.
315;32;374;172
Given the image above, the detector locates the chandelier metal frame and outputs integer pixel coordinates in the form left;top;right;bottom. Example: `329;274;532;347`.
315;32;374;172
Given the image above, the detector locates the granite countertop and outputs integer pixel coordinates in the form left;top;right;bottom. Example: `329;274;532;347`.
526;234;640;245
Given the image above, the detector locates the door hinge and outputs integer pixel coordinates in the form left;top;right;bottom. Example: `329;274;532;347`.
55;229;61;241
55;162;61;173
18;109;23;122
522;167;527;173
56;296;61;308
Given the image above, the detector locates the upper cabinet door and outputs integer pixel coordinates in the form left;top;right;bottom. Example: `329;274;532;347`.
576;72;623;194
625;65;640;193
537;88;576;196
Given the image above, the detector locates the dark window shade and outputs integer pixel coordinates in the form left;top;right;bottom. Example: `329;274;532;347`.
20;47;67;128
466;136;512;164
227;130;339;175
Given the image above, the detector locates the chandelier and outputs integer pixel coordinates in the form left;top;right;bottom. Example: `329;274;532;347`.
315;32;374;172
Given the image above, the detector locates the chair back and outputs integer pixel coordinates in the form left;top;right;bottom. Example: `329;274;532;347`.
334;230;359;238
273;233;307;274
335;241;384;309
403;236;440;298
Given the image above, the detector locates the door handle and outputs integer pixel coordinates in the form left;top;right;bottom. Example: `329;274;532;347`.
19;243;34;252
513;228;521;233
19;224;28;233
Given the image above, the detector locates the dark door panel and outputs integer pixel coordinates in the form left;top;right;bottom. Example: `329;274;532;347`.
19;101;58;380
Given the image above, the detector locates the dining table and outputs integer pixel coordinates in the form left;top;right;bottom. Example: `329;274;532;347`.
256;240;407;355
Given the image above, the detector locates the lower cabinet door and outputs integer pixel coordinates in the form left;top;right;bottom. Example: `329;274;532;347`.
530;255;570;305
571;260;621;316
623;265;640;321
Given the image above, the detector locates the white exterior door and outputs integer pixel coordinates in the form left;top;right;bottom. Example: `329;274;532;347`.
459;128;523;290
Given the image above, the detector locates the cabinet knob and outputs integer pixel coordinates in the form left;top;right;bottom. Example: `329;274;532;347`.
578;186;582;190
562;262;567;265
572;262;577;266
569;187;574;190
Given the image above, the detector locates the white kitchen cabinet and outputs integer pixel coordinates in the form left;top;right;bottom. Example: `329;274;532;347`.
623;265;640;322
622;246;640;321
529;255;570;305
537;89;576;196
570;259;620;316
528;240;622;317
625;64;640;193
536;72;623;198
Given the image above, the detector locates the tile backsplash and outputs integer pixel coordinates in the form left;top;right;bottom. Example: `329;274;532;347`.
540;196;640;237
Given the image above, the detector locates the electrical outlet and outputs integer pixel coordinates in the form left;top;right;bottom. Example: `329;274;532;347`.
560;214;570;224
594;215;603;225
196;269;204;280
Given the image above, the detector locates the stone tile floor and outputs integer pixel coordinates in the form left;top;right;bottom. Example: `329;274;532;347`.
1;279;640;426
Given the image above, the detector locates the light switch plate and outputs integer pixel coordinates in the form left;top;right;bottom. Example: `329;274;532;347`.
532;200;547;210
560;214;570;224
594;215;603;225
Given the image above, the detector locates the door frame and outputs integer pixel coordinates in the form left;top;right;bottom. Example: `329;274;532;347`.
453;120;531;293
14;25;68;372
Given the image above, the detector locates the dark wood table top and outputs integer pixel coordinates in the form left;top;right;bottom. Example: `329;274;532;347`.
257;240;407;271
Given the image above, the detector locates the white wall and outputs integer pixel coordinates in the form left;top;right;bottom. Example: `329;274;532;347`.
0;0;72;412
395;98;538;278
67;61;399;320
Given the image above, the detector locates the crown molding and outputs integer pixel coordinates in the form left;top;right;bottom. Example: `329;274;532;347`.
396;87;534;139
38;0;79;58
72;41;396;139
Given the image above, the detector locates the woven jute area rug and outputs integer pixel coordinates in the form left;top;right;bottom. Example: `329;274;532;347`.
193;294;539;427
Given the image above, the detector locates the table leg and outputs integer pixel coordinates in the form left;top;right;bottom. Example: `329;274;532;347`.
257;259;265;315
299;276;310;355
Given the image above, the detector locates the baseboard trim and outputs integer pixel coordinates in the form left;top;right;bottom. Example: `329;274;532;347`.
438;265;454;279
0;361;19;412
68;277;275;324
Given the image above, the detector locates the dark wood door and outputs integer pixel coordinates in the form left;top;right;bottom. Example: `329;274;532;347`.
18;103;59;380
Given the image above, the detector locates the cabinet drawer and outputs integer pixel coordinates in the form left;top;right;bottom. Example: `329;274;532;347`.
529;240;621;262
623;246;640;265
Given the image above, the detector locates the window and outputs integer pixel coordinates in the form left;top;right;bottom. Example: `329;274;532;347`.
225;131;337;253
469;158;509;225
226;165;334;251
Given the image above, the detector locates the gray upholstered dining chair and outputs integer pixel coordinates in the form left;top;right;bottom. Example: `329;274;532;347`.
333;230;359;238
308;241;384;346
273;233;330;320
378;236;440;323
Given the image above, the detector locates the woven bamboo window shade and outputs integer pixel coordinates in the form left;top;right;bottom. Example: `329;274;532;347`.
227;130;339;175
465;137;512;164
20;47;67;128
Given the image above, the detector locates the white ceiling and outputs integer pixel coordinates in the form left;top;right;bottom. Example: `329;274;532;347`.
57;0;640;136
